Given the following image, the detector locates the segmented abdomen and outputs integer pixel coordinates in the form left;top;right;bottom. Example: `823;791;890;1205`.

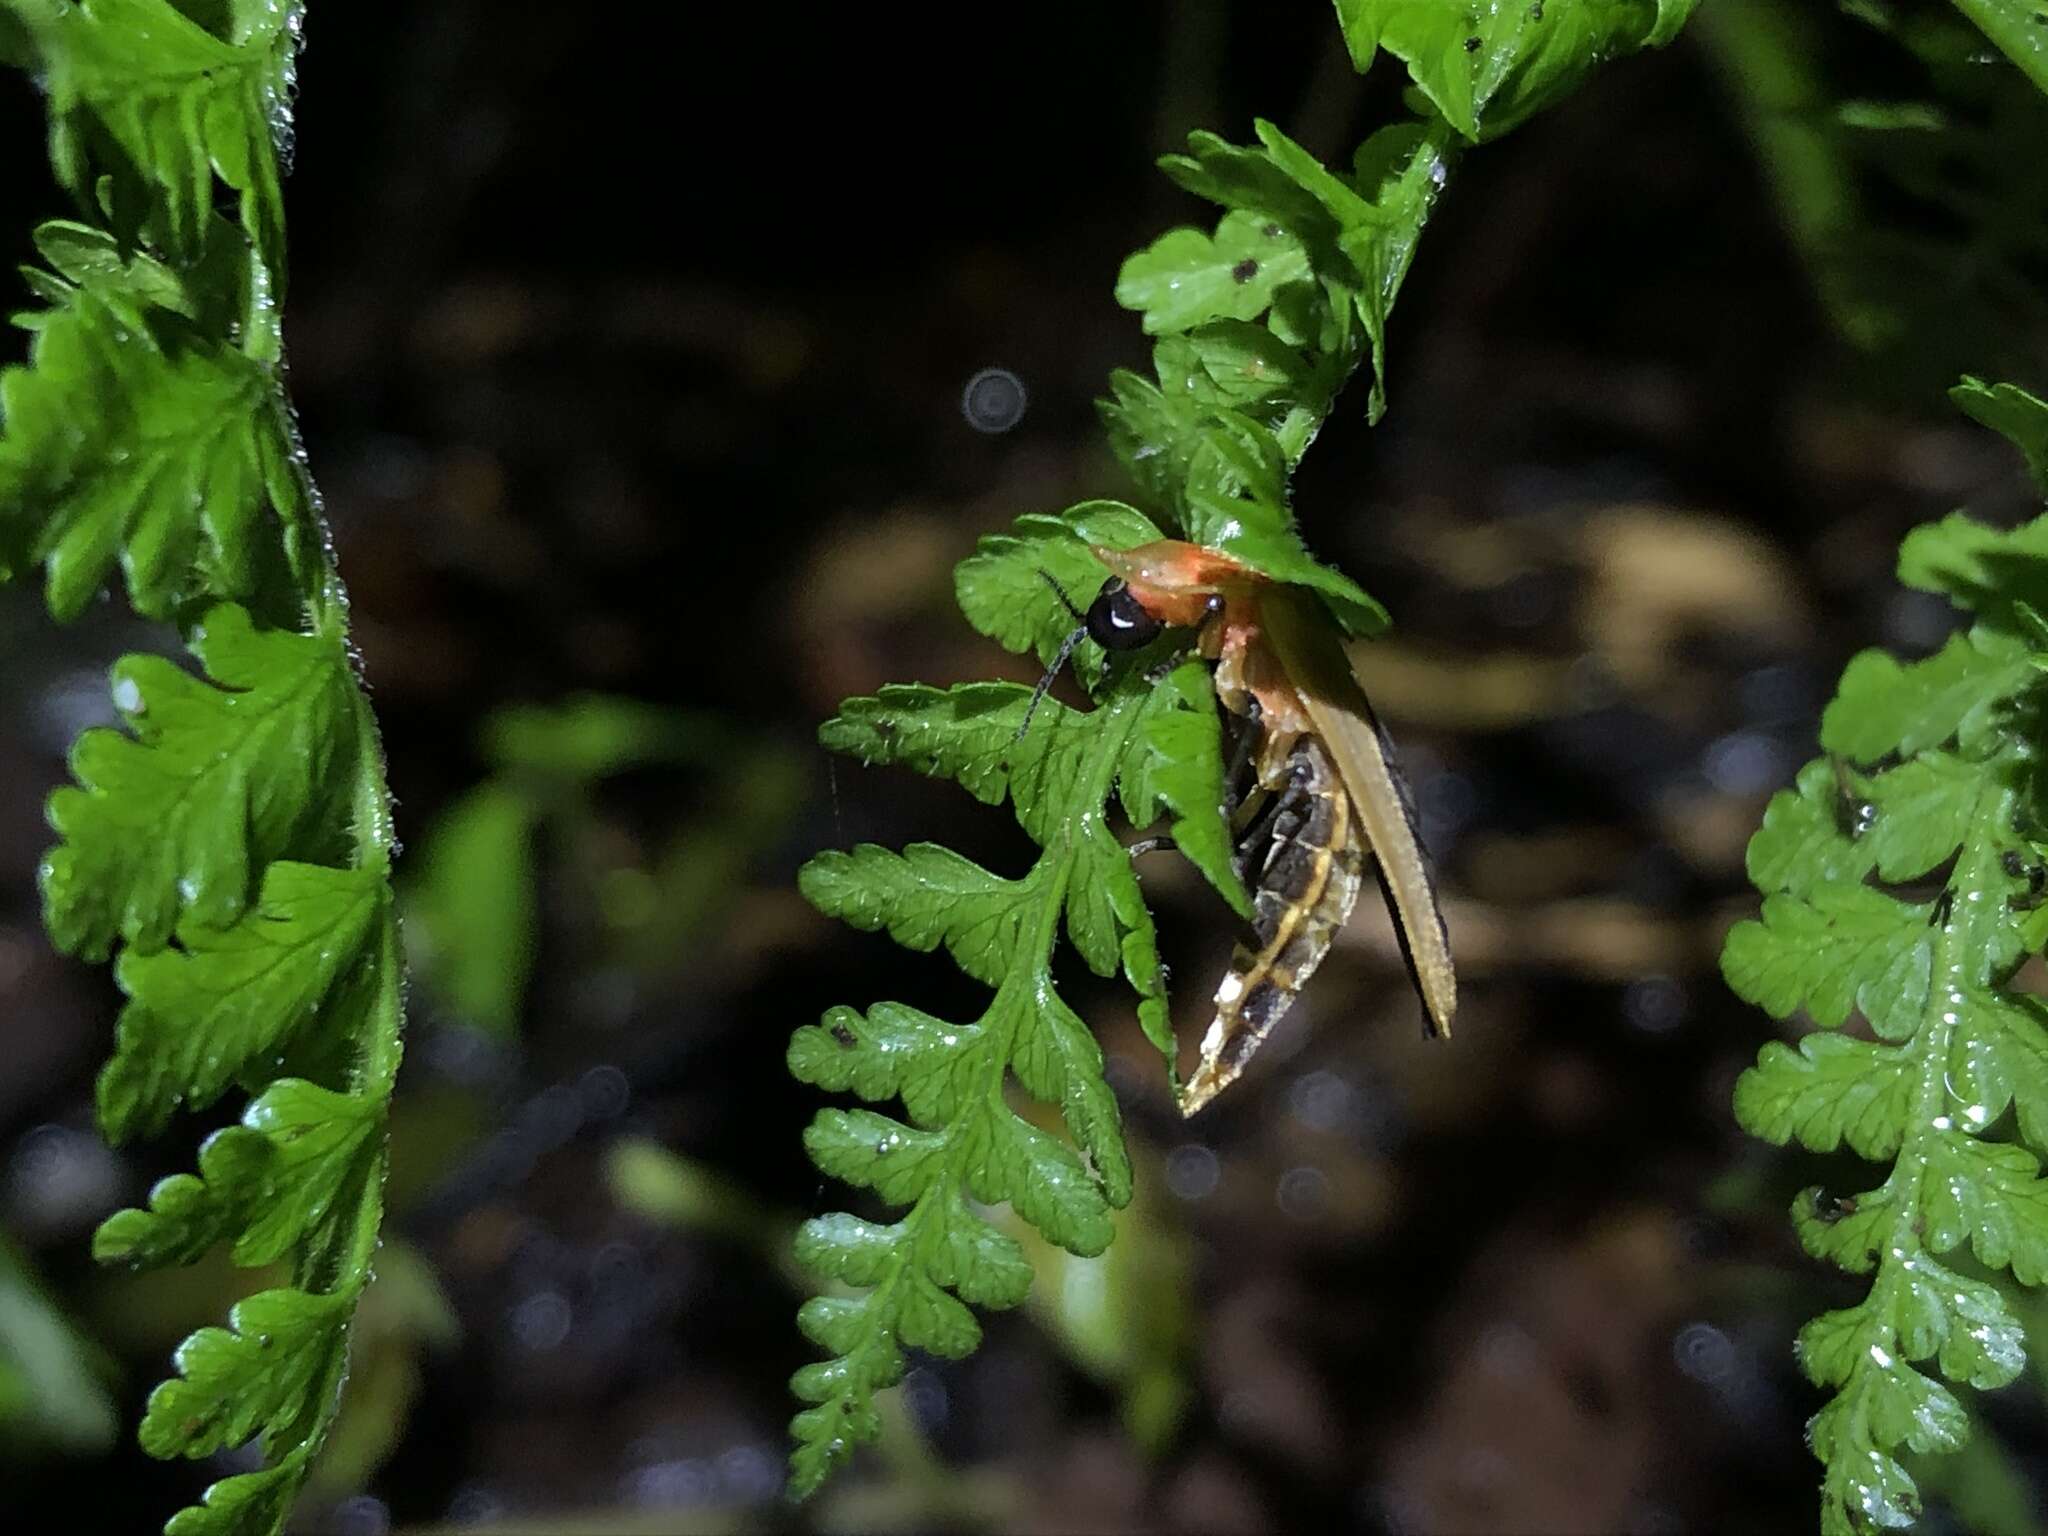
1183;733;1363;1116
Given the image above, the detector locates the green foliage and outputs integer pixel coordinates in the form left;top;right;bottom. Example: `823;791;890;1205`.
1952;0;2048;98
0;224;301;620
401;693;741;1037
0;1236;117;1455
0;5;403;1534
1114;114;1454;537
43;603;358;960
405;782;537;1040
1700;0;2048;389
102;860;387;1141
993;1126;1195;1457
793;0;1699;1499
792;493;1280;1496
1331;0;1698;141
788;516;1214;1495
1725;382;2048;1534
299;1239;458;1505
20;0;298;318
1954;377;2048;492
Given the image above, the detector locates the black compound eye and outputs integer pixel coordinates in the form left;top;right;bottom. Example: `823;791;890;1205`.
1085;578;1165;650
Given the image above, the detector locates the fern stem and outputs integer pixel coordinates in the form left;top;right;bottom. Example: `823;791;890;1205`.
1884;782;2012;1260
275;371;407;1503
222;3;406;1496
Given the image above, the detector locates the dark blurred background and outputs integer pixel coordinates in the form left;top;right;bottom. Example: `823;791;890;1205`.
5;2;2048;1532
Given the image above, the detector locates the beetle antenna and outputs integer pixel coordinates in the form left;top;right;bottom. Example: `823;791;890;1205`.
1016;623;1088;741
1038;568;1085;621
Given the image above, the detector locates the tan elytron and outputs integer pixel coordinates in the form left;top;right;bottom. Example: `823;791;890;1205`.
1259;586;1456;1040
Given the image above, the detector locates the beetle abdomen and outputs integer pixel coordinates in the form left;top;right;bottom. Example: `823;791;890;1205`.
1183;734;1363;1116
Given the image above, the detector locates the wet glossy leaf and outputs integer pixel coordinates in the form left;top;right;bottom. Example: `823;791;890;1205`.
1858;750;1983;881
819;683;1031;806
794;597;1178;1492
800;843;1031;988
1116;210;1312;336
140;1287;349;1459
1822;629;2035;762
954;499;1164;666
43;605;358;961
1949;991;2048;1150
0;8;404;1536
1951;0;2048;98
1793;1178;1894;1276
1721;887;1930;1039
1330;0;1696;141
14;0;298;277
1728;487;2048;1532
1155;324;1321;418
789;1003;978;1123
1745;759;1879;896
0;270;295;620
98;861;385;1142
1735;1034;1913;1159
1921;1133;2048;1286
160;1462;301;1536
796;3;1704;1505
1118;659;1249;917
1152;117;1451;432
94;1080;377;1269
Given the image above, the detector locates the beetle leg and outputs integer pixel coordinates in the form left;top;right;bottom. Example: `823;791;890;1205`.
1224;695;1262;784
1232;757;1312;882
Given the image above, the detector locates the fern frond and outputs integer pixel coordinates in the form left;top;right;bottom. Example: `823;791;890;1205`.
0;223;302;619
101;858;387;1140
1;7;404;1534
1952;377;2048;491
794;5;1704;1497
1330;0;1700;141
43;602;358;959
94;1079;379;1269
18;0;298;288
1113;117;1452;517
1727;379;2048;1533
793;492;1371;1496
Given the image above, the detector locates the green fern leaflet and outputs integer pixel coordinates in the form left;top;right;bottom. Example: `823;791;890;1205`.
0;5;405;1535
788;504;1244;1497
1726;381;2048;1535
